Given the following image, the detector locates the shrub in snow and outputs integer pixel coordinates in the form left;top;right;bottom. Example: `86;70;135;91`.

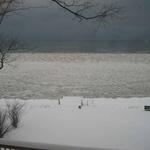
78;105;82;109
7;101;25;128
0;109;12;138
78;100;84;109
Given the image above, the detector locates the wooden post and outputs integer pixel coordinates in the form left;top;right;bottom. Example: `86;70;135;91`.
58;99;61;105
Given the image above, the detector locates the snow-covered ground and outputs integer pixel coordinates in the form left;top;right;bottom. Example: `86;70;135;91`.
1;97;150;150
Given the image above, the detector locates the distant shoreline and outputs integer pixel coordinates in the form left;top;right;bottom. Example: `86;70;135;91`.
10;51;150;54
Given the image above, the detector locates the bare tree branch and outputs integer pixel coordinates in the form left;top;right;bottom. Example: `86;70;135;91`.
0;0;123;29
0;34;20;70
0;0;48;24
0;0;22;24
50;0;123;22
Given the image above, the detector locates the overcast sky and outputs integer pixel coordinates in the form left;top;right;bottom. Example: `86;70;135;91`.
1;0;150;43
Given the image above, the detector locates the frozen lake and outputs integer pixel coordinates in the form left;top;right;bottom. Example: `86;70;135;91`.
0;53;150;99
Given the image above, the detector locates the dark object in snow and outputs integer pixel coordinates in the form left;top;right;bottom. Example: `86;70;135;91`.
78;105;82;109
144;106;150;111
58;99;61;105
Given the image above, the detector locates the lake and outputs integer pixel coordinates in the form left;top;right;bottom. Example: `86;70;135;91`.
0;53;150;99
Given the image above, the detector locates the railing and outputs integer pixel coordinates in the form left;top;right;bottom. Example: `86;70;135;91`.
0;139;120;150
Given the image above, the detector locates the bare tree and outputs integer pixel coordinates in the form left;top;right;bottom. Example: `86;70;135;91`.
0;34;19;70
0;1;23;70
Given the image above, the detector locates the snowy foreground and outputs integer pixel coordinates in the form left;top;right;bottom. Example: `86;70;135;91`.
1;97;150;150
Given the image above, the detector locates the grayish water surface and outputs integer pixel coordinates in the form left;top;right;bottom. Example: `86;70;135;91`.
0;53;150;99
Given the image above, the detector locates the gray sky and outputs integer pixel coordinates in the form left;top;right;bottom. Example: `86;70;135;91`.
1;0;150;43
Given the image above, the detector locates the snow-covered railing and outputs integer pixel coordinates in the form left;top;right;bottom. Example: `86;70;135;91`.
0;139;118;150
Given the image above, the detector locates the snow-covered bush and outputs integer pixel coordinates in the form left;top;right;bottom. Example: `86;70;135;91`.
7;101;25;128
0;108;12;138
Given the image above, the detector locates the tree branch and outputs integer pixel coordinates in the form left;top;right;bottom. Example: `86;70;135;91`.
0;0;48;24
50;0;123;22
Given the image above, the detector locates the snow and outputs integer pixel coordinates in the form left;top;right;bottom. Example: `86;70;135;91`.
1;97;150;150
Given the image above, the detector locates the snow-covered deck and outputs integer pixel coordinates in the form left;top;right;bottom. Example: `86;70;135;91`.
0;139;119;150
